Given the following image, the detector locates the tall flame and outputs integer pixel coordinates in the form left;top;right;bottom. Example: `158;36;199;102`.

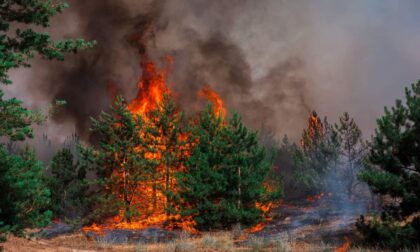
128;59;169;117
198;86;226;119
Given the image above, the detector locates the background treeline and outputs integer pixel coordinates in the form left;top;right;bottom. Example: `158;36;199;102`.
0;1;419;250
272;110;370;203
266;82;420;249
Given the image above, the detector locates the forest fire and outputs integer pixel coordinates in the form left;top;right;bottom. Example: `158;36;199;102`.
83;58;234;234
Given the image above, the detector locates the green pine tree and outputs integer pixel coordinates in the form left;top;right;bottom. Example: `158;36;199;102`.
357;81;420;249
334;112;367;200
0;0;95;85
177;105;279;230
0;0;94;237
0;0;95;137
0;90;34;141
0;146;52;235
46;148;87;219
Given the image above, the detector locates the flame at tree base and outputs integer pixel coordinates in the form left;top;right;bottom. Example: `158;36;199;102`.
83;213;197;234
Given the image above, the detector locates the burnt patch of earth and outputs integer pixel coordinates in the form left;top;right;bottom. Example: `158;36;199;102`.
84;227;180;244
37;222;78;239
254;197;370;245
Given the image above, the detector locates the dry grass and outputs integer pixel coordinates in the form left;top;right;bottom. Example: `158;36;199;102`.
0;231;396;252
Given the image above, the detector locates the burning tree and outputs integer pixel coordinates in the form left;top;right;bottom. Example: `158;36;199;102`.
146;95;189;217
177;105;277;230
292;111;339;193
357;81;420;249
81;55;278;233
90;96;157;222
83;59;198;232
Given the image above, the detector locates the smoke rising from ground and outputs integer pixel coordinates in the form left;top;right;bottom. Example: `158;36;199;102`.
5;0;420;158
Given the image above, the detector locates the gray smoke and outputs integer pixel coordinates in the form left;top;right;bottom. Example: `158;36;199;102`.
5;0;420;160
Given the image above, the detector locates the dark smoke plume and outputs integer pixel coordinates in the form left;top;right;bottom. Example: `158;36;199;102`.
6;0;420;156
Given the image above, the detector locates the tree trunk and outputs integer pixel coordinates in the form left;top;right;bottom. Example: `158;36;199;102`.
165;163;170;216
152;179;157;211
124;165;131;222
237;166;241;209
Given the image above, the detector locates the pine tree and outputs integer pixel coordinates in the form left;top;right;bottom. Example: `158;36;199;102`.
0;146;51;235
292;111;339;193
147;95;188;216
221;113;277;226
357;81;420;249
90;96;157;222
0;0;95;85
46;148;87;219
334;112;367;200
0;0;95;135
177;106;277;230
275;135;301;199
0;89;37;141
0;0;94;236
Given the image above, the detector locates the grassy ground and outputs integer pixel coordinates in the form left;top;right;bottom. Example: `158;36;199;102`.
1;231;401;252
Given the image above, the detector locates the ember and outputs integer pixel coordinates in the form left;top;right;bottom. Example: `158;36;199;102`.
306;192;324;203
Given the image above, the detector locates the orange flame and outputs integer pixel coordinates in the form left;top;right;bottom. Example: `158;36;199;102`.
198;86;226;119
247;222;265;233
128;59;170;117
84;57;197;234
301;111;324;148
335;236;351;252
246;183;277;233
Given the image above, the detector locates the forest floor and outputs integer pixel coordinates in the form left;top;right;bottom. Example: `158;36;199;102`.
1;198;394;252
1;232;390;252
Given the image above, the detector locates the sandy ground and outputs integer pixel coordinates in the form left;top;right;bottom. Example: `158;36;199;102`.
1;232;390;252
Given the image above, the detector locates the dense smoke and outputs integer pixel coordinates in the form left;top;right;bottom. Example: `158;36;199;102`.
5;0;420;159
